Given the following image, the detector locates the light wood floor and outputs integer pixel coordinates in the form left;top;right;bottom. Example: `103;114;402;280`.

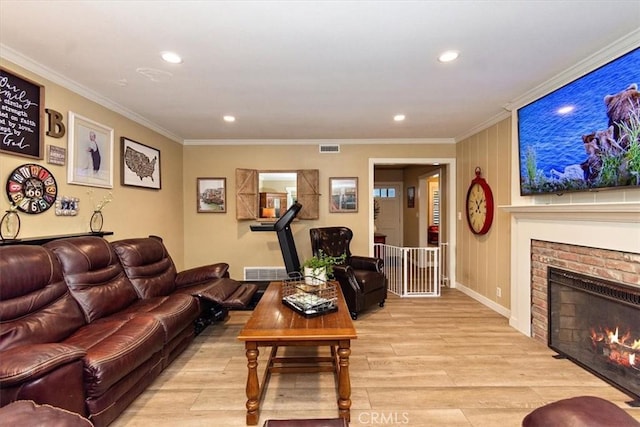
112;288;640;426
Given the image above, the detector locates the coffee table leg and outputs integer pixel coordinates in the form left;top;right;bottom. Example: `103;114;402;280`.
337;339;351;421
245;342;259;425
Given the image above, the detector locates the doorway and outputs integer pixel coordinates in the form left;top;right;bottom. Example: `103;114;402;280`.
369;158;456;290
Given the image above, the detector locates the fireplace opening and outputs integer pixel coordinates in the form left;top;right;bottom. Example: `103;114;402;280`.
548;267;640;403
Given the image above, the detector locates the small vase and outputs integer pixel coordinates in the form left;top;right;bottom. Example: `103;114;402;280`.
90;210;104;233
0;210;21;240
304;267;327;286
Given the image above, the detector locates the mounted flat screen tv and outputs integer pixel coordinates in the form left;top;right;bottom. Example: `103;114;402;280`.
517;47;640;196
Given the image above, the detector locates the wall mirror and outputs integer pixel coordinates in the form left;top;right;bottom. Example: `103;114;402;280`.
258;172;297;218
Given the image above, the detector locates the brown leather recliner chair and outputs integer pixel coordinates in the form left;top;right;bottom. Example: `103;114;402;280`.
310;227;386;319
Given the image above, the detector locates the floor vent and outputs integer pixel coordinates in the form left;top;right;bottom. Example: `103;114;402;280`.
319;144;340;153
243;266;288;281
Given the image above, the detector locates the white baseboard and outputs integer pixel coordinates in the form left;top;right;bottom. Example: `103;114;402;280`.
454;282;511;319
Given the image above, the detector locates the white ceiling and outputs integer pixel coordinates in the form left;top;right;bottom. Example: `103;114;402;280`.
1;1;639;143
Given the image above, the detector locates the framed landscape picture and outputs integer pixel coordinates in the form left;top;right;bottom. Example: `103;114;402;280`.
197;177;226;213
329;177;358;213
121;137;161;189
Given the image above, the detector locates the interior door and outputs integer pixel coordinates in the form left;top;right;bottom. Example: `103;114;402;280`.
375;183;402;246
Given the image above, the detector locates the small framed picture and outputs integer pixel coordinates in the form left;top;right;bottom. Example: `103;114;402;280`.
47;145;66;166
121;137;161;190
407;186;415;208
197;177;226;213
67;111;114;188
329;177;358;213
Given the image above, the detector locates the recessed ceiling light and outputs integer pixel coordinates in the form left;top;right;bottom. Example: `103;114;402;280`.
393;114;406;122
223;115;236;123
161;51;183;64
438;50;459;63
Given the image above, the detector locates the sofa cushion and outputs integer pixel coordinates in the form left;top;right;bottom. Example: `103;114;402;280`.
111;238;178;298
63;316;164;398
101;294;199;343
0;245;86;351
45;237;139;323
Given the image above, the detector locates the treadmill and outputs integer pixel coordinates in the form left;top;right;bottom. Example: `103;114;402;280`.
249;202;302;275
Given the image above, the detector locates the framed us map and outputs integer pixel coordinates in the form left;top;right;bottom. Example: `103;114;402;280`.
121;137;161;190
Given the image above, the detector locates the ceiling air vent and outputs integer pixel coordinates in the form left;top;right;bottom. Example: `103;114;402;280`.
319;144;340;154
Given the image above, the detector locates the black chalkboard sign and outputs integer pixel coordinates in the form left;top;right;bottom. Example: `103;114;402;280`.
0;67;44;159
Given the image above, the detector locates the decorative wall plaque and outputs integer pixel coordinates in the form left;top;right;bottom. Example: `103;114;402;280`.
6;163;58;214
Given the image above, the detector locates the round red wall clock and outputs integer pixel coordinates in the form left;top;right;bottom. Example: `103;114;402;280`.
6;163;58;214
465;167;494;235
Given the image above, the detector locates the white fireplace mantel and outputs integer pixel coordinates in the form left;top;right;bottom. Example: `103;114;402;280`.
505;202;640;337
501;202;640;222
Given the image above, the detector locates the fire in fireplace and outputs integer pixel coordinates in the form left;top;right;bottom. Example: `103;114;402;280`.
590;326;640;369
548;267;640;402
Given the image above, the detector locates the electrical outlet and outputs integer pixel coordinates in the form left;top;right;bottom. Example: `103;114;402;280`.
457;212;462;220
496;287;502;298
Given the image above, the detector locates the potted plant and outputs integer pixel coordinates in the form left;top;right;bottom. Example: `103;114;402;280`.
302;250;346;285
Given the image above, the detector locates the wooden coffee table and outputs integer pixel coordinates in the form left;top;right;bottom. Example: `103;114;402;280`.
237;281;357;425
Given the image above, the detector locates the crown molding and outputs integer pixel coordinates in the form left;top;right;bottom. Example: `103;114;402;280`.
0;44;183;144
183;137;456;146
454;110;511;142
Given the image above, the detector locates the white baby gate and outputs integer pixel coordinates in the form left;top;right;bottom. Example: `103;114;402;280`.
374;243;447;297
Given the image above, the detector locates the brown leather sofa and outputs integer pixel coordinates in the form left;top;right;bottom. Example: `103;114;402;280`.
310;227;387;319
0;400;94;426
522;396;639;426
263;418;348;427
0;236;257;427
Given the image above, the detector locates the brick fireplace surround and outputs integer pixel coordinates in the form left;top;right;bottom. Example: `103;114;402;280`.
530;240;640;344
506;203;640;339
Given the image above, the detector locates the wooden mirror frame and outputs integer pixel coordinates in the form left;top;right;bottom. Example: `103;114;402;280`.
235;168;319;220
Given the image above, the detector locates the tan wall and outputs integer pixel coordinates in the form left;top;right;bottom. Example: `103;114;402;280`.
0;60;186;267
456;118;511;308
183;143;455;277
0;60;457;280
374;168;403;182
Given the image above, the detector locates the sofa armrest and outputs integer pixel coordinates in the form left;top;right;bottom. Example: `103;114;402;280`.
334;265;361;293
349;256;383;272
175;263;229;288
0;344;86;387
